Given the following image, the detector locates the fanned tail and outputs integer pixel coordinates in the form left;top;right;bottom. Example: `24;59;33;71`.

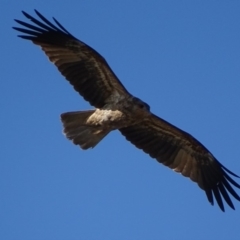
61;110;110;149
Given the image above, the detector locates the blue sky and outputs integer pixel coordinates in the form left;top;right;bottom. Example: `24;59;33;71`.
1;1;240;239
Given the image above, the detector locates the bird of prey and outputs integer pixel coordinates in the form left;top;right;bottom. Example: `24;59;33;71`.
13;10;240;211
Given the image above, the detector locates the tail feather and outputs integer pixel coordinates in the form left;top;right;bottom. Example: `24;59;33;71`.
61;110;110;149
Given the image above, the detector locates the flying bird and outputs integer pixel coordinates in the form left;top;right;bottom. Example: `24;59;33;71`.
13;10;240;211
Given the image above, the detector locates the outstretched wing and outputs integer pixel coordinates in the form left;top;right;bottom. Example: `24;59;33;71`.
13;10;130;108
120;113;240;211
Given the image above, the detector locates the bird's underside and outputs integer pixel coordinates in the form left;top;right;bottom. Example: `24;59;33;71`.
61;100;150;149
13;10;240;211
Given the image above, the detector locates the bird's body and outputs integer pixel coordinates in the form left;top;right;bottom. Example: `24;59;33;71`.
84;97;150;129
13;10;240;211
61;96;151;149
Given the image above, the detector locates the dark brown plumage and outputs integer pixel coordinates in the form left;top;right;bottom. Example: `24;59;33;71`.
13;10;240;211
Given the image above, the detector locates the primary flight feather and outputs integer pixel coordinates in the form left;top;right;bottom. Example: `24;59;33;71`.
13;10;240;211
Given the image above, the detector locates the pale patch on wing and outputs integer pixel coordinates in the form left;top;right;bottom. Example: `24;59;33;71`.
106;89;127;105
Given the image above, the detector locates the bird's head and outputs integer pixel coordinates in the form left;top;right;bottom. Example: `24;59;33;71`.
131;97;151;115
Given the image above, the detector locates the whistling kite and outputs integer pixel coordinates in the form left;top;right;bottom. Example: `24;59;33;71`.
13;10;240;211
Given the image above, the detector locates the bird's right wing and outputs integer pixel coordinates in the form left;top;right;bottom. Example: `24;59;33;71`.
120;113;240;211
13;10;130;108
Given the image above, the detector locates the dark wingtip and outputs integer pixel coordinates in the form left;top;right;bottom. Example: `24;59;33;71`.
34;9;45;20
219;161;240;178
22;10;31;19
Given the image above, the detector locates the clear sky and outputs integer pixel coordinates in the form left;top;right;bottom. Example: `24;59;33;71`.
1;1;240;239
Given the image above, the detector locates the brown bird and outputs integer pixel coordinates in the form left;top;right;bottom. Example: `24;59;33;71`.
13;10;240;211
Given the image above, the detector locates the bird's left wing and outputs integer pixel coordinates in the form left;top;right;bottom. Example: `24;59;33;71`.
119;113;240;211
13;10;130;108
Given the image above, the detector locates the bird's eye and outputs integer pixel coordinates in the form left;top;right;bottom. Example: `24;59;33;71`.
138;104;144;109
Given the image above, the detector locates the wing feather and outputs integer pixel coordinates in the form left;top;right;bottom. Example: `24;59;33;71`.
13;10;130;108
120;113;240;211
173;151;189;173
181;154;194;177
160;146;179;166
